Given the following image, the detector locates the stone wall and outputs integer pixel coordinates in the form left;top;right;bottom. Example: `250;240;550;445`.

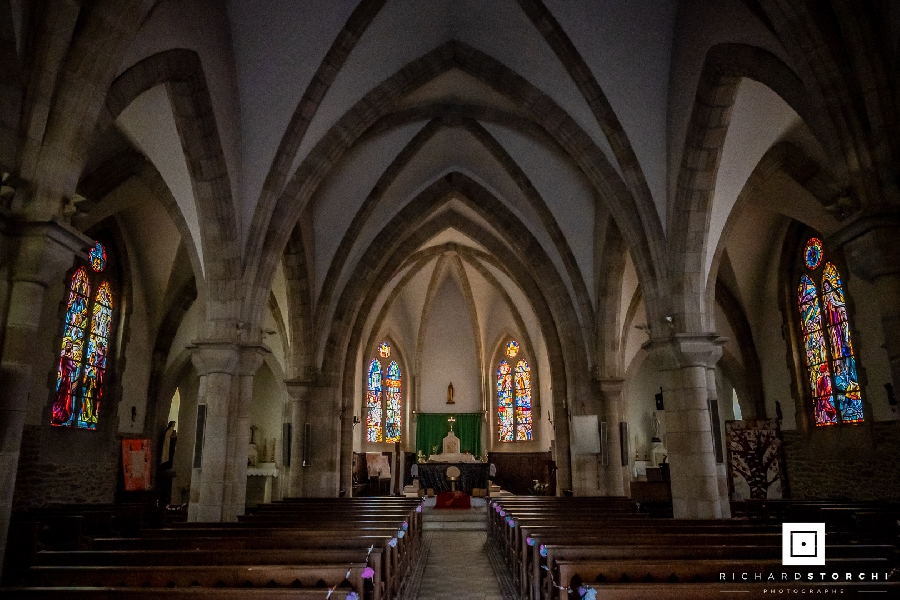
782;421;900;501
12;425;119;509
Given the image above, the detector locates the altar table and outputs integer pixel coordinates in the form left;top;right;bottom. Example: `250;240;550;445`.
417;462;489;494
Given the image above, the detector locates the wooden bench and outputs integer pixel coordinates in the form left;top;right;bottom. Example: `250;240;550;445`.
2;588;355;599
556;557;892;599
26;563;367;592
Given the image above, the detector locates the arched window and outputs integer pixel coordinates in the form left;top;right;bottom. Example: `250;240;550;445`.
51;241;115;430
365;342;402;443
498;340;533;441
796;237;863;426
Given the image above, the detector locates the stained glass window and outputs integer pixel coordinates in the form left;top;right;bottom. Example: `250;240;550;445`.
384;361;402;443
497;360;514;441
365;343;403;443
51;242;116;430
796;238;862;426
366;359;383;442
515;359;533;440
498;341;533;441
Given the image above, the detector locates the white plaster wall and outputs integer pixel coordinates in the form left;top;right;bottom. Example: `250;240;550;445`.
166;299;202;371
228;0;358;242
419;278;480;413
706;80;801;280
668;0;793;217
116;87;205;274
484;123;595;305
623;353;667;466
251;364;285;468
312;122;425;300
119;0;243;242
290;0;618;188
547;0;677;222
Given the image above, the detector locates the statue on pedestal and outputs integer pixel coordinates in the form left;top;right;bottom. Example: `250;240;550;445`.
447;382;455;404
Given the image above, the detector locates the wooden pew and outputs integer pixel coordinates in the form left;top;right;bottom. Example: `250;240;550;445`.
26;563;367;591
556;557;892;600
2;588;355;599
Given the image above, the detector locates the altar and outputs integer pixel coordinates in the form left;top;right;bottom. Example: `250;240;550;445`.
417;462;490;494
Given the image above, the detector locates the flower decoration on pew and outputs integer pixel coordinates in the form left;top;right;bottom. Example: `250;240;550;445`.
500;510;506;516
507;518;515;528
539;544;547;557
402;521;408;530
389;537;398;547
577;585;598;600
397;529;406;538
526;536;535;546
326;543;375;598
540;565;570;595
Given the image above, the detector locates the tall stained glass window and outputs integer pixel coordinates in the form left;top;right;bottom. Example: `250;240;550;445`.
498;340;533;441
796;237;863;426
365;342;402;443
51;241;115;430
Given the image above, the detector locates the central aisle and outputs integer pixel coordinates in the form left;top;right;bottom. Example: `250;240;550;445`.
405;499;516;599
415;531;508;600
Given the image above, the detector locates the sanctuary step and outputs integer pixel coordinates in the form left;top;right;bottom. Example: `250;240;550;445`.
423;497;488;531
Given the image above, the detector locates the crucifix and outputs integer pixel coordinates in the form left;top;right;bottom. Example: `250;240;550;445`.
447;415;456;432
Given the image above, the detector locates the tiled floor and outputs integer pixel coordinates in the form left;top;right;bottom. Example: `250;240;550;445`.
413;530;510;600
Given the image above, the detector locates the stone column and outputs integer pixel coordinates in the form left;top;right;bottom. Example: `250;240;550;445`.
0;219;90;575
284;378;313;497
188;342;239;522
705;365;731;518
653;334;727;519
832;212;900;396
221;345;267;521
597;378;626;496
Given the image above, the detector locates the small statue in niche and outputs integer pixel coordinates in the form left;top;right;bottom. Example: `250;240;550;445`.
447;382;455;404
248;425;259;467
159;421;177;470
651;411;661;442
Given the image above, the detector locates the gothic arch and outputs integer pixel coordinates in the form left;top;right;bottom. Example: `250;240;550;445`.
327;177;590;494
243;41;665;337
104;49;241;336
670;42;841;333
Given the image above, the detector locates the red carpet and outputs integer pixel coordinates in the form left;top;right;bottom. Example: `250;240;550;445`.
435;491;471;509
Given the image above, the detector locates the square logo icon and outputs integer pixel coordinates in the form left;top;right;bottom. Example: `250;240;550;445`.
782;522;825;565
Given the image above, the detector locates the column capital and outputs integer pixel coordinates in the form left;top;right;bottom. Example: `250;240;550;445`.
596;377;625;395
285;376;322;402
11;218;92;286
648;333;726;370
189;341;240;375
829;209;900;281
236;344;268;377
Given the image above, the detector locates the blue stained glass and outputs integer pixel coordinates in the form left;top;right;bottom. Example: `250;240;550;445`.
366;359;383;442
52;268;90;427
515;359;533;441
384;361;401;443
497;361;513;441
90;241;107;272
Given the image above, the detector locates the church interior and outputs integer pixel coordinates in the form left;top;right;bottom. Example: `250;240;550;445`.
1;0;899;597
